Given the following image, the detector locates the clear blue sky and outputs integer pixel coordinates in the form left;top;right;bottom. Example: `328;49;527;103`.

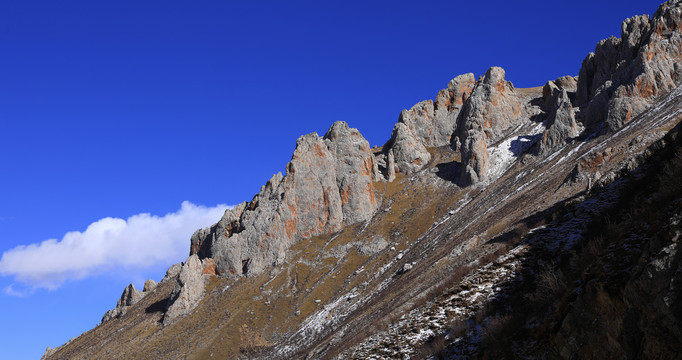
0;0;663;358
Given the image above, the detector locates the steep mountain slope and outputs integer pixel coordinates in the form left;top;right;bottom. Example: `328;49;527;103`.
44;1;682;359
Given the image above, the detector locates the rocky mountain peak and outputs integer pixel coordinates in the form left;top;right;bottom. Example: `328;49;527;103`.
457;66;523;185
577;0;682;132
161;122;380;321
48;2;682;359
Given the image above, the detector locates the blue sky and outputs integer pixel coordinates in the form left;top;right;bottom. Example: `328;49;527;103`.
0;0;663;358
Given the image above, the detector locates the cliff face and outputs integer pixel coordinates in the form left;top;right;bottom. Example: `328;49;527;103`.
190;121;378;278
44;1;682;359
577;0;682;132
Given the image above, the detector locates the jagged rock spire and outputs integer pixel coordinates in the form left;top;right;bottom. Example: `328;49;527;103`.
188;121;378;279
577;0;682;132
457;67;521;185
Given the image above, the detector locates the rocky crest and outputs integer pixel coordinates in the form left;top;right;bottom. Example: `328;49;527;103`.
99;0;682;327
189;121;377;279
163;255;206;325
577;0;682;132
52;2;682;359
534;79;580;154
456;67;523;184
100;283;144;323
175;0;682;305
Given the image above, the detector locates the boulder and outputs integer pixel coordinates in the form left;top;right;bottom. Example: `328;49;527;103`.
356;236;389;256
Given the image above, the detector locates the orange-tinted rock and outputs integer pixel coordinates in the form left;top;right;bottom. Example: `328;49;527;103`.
457;67;522;185
577;1;682;132
376;73;475;180
324;121;378;224
188;122;377;279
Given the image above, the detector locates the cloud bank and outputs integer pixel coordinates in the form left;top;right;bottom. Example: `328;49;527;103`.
0;201;229;291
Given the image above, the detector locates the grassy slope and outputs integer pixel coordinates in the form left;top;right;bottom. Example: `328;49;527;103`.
47;86;682;359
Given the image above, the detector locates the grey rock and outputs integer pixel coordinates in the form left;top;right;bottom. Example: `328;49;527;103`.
163;255;205;325
210;133;343;277
370;152;381;181
542;80;560;109
535;89;579;154
457;67;522;185
189;123;378;279
356;236;389;256
398;73;476;149
459;129;488;185
120;283;143;307
398;100;436;146
323;121;378;224
386;149;396;182
41;347;57;360
543;76;577;110
444;73;478;108
189;203;245;260
576;1;682;132
143;279;158;292
100;283;144;324
384;122;431;175
163;262;183;282
376;73;475;179
554;75;578;92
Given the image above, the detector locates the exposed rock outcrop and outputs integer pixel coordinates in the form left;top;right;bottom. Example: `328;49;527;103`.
163;255;205;325
101;283;144;324
383;122;432;176
577;0;682;132
356;236;389;256
143;279;157;292
44;2;682;359
376;73;476;178
535;86;579;154
323;121;377;224
553;75;578;93
457;67;522;185
397;73;476;148
163;262;183;282
188;122;378;279
543;76;578;109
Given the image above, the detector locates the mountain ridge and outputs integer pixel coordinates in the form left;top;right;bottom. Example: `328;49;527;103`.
43;1;682;358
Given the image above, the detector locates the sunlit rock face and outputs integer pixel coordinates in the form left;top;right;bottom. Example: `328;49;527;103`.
188;121;378;279
577;1;682;132
457;67;522;185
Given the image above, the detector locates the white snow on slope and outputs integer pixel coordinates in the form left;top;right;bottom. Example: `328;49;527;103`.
487;122;545;183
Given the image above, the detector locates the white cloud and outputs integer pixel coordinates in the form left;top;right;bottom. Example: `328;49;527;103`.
0;201;229;291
